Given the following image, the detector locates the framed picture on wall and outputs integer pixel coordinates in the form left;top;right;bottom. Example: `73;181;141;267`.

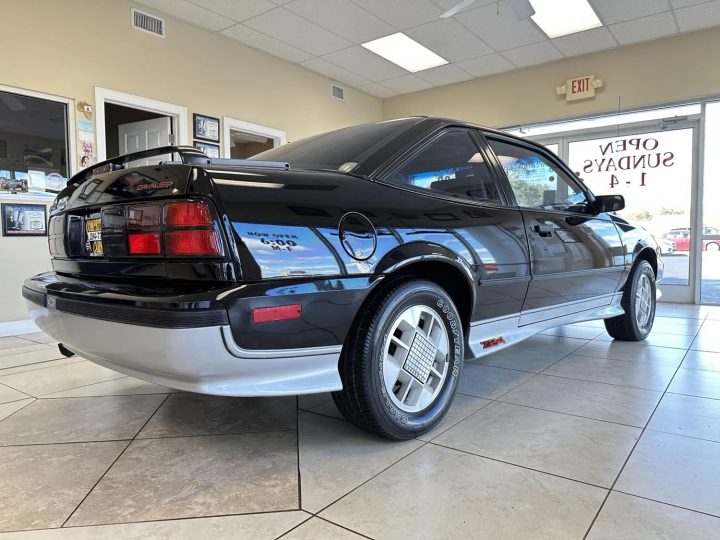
194;141;220;159
1;203;47;236
193;114;220;142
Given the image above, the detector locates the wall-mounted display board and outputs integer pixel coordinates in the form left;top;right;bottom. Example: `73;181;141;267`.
1;203;47;236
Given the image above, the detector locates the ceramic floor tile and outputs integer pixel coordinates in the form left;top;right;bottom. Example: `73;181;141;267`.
571;341;686;365
593;332;695;349
16;332;57;345
0;358;85;378
298;413;423;513
691;332;720;353
67;431;299;525
541;325;606;340
648;392;720;442
0;343;51;359
435;402;639;487
500;374;662;426
0;398;33;422
0;395;166;445
469;335;587;373
0;383;31;405
457;363;534;399
137;394;296;438
0;361;126;397
298;392;332;411
0;336;34;351
0;512;309;539
587;491;720;540
41;376;172;398
0;441;127;532
681;349;720;373
283;517;364;539
668;368;720;400
0;348;66;370
417;393;491;441
321;444;606;540
570;319;606;328
645;319;702;336
616;430;720;516
544;355;677;391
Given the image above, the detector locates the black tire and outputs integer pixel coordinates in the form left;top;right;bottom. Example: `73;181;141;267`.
706;242;720;252
604;260;656;341
332;279;464;440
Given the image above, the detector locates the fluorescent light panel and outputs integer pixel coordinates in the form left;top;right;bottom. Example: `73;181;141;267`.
530;0;602;38
361;32;448;73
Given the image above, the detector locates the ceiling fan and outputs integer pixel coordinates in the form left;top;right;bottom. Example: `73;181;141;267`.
439;0;535;20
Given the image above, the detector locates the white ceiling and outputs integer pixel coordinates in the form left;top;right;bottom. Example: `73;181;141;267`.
135;0;720;98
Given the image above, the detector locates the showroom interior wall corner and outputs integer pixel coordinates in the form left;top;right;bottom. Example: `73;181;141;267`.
382;27;720;128
0;0;382;149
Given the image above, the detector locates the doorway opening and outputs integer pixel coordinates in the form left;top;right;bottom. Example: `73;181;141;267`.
223;117;286;159
103;103;172;159
94;87;188;163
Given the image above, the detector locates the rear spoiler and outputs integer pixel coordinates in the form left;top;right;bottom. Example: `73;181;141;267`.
69;145;289;186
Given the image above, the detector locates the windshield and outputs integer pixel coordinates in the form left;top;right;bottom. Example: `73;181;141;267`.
250;118;423;171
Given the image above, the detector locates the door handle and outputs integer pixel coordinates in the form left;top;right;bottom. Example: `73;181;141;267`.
532;224;553;238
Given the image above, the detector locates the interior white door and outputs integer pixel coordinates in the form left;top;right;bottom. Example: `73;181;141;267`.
117;116;172;165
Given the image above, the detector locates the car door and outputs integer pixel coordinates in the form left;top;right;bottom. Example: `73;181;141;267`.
380;128;531;322
482;134;625;323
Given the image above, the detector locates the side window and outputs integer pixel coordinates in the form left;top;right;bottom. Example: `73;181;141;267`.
388;130;503;204
487;138;589;213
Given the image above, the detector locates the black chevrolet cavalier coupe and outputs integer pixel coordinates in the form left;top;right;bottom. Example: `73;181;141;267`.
23;117;661;439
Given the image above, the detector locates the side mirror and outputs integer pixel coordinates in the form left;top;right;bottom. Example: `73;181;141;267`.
594;194;625;213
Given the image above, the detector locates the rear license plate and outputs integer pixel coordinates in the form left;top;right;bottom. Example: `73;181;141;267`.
85;216;103;257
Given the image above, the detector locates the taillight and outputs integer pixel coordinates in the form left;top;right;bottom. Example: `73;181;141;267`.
128;232;162;254
48;238;58;255
165;202;213;227
165;230;220;256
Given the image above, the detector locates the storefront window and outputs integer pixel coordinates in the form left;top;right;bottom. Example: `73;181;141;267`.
568;129;694;285
0;89;69;197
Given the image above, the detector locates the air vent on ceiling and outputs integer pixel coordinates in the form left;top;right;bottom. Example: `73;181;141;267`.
132;8;165;38
331;84;345;101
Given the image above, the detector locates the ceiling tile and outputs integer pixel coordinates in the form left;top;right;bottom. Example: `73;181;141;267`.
674;1;720;31
457;53;515;77
244;7;352;55
415;63;474;86
221;23;314;62
300;57;372;87
285;0;394;43
358;83;399;98
589;0;671;24
609;11;678;44
322;45;408;80
189;0;275;21
380;74;434;93
269;0;293;4
501;40;562;68
354;0;444;29
137;0;234;31
456;2;546;51
430;0;496;10
405;18;492;62
551;27;618;57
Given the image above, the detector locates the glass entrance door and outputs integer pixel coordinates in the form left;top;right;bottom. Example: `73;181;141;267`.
700;101;720;303
564;124;697;303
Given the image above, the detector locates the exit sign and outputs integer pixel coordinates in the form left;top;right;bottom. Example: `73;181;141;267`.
556;75;603;102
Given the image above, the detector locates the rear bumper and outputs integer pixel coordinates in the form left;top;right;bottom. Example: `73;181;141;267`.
22;273;361;396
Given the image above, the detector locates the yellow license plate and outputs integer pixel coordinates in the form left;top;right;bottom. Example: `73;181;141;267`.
85;217;103;257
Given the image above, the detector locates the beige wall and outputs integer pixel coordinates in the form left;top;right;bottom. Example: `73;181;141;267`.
383;27;720;128
0;0;382;323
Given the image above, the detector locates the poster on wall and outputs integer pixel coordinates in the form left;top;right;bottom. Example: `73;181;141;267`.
193;114;220;142
194;141;220;159
1;203;47;236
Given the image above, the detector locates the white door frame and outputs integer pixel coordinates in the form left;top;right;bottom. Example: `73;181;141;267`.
94;87;188;161
0;83;77;177
222;117;286;159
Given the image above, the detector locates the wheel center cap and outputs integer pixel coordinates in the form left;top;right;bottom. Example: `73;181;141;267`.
402;332;437;384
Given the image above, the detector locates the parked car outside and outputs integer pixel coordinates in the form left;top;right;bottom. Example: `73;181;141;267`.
663;227;720;251
23;117;662;439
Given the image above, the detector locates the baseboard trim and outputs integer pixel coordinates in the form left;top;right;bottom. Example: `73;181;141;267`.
0;319;40;337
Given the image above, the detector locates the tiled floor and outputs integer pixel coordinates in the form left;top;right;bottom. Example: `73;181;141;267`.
1;302;720;538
